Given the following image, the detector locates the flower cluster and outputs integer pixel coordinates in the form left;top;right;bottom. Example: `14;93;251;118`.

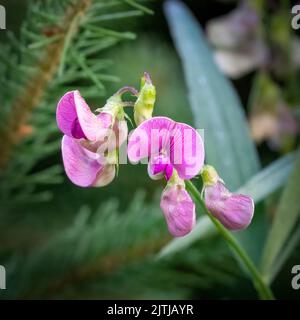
56;72;254;237
127;116;204;236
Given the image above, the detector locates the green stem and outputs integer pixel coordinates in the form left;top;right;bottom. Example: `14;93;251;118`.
185;180;275;300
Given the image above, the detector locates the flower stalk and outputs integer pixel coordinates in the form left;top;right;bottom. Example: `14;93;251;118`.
185;180;275;300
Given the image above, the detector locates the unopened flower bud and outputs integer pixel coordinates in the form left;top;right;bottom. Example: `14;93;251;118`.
160;171;195;237
134;72;156;125
201;165;254;230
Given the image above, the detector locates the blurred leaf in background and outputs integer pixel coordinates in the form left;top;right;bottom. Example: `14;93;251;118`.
261;152;300;284
164;0;260;192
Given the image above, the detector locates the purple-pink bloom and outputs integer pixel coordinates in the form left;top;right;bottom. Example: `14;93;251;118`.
61;135;115;187
128;116;203;237
56;90;127;187
160;184;196;237
56;90;112;142
128;116;205;180
204;180;254;231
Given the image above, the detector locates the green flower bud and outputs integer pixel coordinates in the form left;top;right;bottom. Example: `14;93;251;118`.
201;165;221;187
134;72;156;125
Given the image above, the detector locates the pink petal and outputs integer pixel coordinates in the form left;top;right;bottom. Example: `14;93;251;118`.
93;164;116;187
72;118;86;139
171;122;205;179
61;135;103;187
56;90;113;142
97;112;113;129
128;117;174;163
160;185;196;237
112;119;128;148
128;116;205;179
56;91;86;139
94;119;128;159
147;154;173;181
165;164;174;181
74;90;111;142
205;181;254;230
224;194;254;230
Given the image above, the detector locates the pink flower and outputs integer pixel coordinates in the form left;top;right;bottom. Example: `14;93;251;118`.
202;166;254;230
128;116;204;237
56;90;127;187
61;136;116;187
160;183;196;237
57;90;112;142
128;116;205;180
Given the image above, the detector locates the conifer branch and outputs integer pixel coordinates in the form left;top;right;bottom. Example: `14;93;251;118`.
0;0;150;202
41;236;170;297
0;0;92;169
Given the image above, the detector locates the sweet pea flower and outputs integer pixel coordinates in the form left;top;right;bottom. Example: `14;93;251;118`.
128;116;205;180
201;165;254;231
160;172;196;237
56;90;128;187
128;116;204;237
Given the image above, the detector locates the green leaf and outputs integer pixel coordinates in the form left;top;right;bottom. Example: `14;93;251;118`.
158;153;296;259
261;152;300;283
267;224;300;284
164;0;260;190
238;152;296;203
123;0;154;15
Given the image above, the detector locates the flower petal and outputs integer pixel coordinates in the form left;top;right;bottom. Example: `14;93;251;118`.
205;181;254;230
224;194;254;230
160;185;196;237
61;135;103;187
57;90;111;141
165;164;174;181
97;112;113;129
113;118;128;148
147;154;173;181
93;164;116;187
128;116;205;179
74;90;111;142
128;116;175;163
56;91;86;139
171;122;205;179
